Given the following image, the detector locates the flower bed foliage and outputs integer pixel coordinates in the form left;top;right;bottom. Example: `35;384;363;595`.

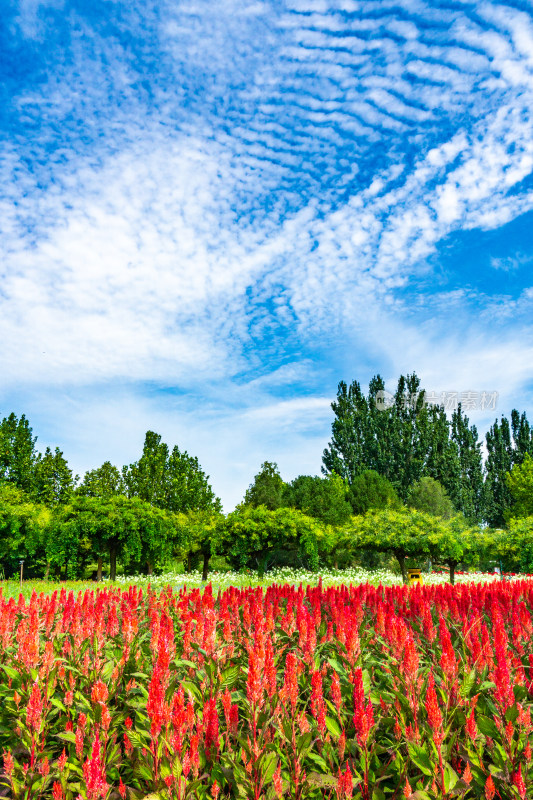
2;579;533;799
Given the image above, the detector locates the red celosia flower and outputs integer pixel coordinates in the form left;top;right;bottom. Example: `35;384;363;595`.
273;763;283;797
211;780;220;799
403;778;412;798
3;750;14;779
83;731;108;800
203;697;219;757
337;764;353;799
246;649;263;707
310;670;326;735
330;670;342;714
513;764;526;799
425;674;443;745
26;682;44;733
118;778;126;798
462;762;472;785
58;748;67;772
91;680;109;705
281;652;298;712
38;756;50;776
466;708;477;740
485;774;496;800
52;781;64;800
353;667;374;748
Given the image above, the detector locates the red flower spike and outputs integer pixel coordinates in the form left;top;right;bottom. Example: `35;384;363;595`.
52;782;64;800
485;774;496;800
513;764;526;799
273;763;283;797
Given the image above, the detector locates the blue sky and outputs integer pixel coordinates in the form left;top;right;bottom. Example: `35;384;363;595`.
1;0;533;509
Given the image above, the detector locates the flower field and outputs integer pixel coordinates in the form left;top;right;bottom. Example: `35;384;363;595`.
2;580;533;799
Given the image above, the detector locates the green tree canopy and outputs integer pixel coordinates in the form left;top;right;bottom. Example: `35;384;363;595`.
47;495;185;580
243;461;286;510
77;461;126;499
506;453;533;521
282;473;352;526
212;505;322;576
176;509;225;581
490;517;533;574
348;469;401;515
344;507;450;582
0;413;37;494
407;477;454;519
483;411;533;527
322;375;482;514
33;446;76;506
419;514;480;584
123;431;221;513
0;484;50;577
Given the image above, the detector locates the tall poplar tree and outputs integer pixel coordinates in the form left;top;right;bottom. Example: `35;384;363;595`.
483;411;533;528
123;431;221;514
0;413;37;494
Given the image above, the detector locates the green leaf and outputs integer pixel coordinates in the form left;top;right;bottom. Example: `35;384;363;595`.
325;716;341;738
407;743;433;777
260;752;278;784
56;732;77;744
221;666;240;688
459;669;477;698
477;714;500;739
297;731;313;756
443;763;458;793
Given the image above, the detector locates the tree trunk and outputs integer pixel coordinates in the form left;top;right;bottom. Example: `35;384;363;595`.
44;563;50;580
449;562;456;585
109;545;117;582
202;552;210;582
147;561;153;575
96;556;103;582
396;552;407;584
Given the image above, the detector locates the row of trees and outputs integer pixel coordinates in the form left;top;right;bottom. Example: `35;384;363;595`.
322;373;533;527
3;476;533;584
2;371;533;583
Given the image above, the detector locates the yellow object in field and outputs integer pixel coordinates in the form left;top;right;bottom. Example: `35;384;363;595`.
407;568;423;586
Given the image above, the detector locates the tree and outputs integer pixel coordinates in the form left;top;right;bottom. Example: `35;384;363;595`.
491;517;533;574
407;477;454;519
243;461;286;510
77;461;126;498
123;431;221;513
177;510;224;581
212;506;322;577
33;447;76;506
0;484;50;578
420;515;480;584
322;373;464;501
483;412;533;527
449;405;484;522
282;473;352;526
0;413;37;494
345;507;443;582
47;495;185;580
348;470;401;515
506;454;533;521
